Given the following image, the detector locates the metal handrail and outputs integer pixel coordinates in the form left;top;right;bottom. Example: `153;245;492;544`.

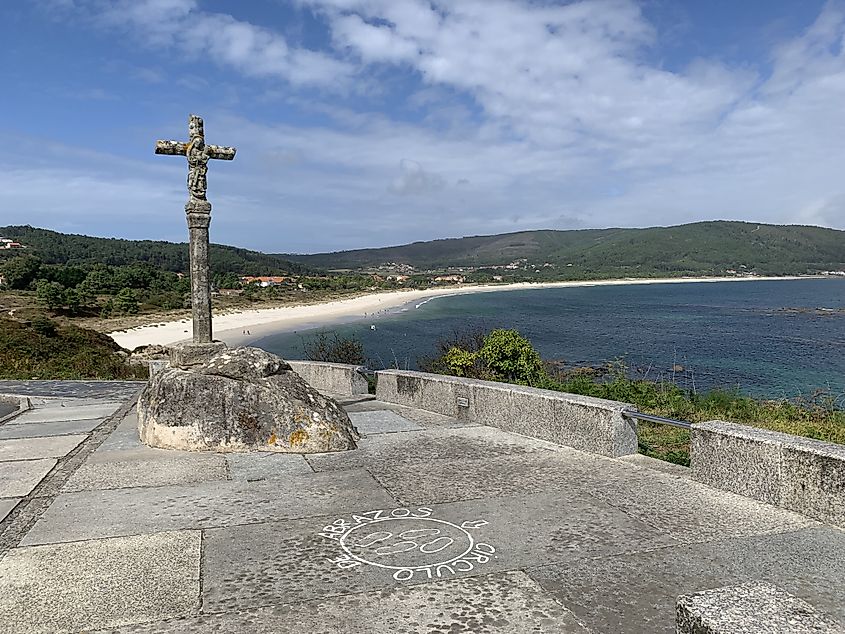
622;409;692;430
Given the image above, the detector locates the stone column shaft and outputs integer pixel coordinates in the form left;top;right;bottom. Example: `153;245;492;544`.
186;201;213;344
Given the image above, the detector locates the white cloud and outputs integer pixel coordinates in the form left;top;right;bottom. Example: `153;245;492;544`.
80;0;356;86
9;0;845;252
388;159;445;195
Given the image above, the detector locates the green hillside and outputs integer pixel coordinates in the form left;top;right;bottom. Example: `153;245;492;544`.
0;225;311;276
285;221;845;276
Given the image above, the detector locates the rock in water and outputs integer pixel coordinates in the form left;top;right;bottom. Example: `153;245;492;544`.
137;347;360;453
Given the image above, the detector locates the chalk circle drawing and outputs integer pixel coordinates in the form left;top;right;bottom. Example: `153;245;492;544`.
320;507;494;581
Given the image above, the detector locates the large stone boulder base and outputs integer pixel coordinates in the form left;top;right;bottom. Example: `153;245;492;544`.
137;347;360;453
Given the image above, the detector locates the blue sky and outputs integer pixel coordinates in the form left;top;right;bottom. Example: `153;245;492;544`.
1;0;844;253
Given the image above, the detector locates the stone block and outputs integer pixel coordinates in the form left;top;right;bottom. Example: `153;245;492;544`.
12;402;119;423
109;570;593;633
691;421;845;528
676;583;845;633
375;370;637;457
692;421;783;506
0;498;18;522
22;469;395;545
780;439;845;527
552;392;637;457
0;418;102;439
168;341;227;368
530;525;845;633
347;410;423;434
225;452;313;481
0;435;86;462
472;382;513;430
0;459;56;497
374;370;400;404
0;394;28;423
0;530;201;632
200;494;671;613
61;448;228;492
287;360;369;396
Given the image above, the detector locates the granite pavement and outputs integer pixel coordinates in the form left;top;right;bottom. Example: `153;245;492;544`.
0;382;842;633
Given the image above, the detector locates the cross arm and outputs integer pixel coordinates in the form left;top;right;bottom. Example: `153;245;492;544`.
155;140;237;160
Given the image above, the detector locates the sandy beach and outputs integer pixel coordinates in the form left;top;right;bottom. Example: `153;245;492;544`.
108;276;814;350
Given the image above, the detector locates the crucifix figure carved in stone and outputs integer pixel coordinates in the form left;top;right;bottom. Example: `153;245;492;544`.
155;115;236;345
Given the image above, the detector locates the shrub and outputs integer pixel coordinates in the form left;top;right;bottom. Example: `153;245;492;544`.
478;329;548;386
303;332;367;366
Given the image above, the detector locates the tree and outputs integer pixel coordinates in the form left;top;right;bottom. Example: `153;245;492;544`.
1;255;42;289
35;279;66;310
113;287;139;315
478;329;548;386
81;266;116;294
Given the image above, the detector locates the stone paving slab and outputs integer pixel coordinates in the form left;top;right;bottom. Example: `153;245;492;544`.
96;413;145;451
345;400;480;428
22;469;396;545
11;402;121;423
0;435;86;462
348;410;424;434
528;525;845;634
307;425;560;473
0;530;201;633
0;459;56;498
0;498;19;522
201;491;675;611
0;418;103;439
61;448;229;492
106;570;592;633
584;464;816;543
368;451;813;541
227;452;314;481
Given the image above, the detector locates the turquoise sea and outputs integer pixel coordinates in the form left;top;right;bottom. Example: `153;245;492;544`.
255;279;845;399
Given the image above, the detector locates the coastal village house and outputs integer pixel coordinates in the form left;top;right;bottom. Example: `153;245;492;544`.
239;276;289;287
0;238;26;250
433;274;465;284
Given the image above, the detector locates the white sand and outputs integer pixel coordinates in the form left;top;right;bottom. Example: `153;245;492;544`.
108;276;814;350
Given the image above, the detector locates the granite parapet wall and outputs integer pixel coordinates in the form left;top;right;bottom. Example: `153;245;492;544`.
692;420;845;528
375;370;637;457
287;361;369;397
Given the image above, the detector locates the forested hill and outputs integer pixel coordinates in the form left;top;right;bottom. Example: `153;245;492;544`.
285;221;845;276
0;226;311;276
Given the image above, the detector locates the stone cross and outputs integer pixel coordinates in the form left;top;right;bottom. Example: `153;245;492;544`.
155;115;236;344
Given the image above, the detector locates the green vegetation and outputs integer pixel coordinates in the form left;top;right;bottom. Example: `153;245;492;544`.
303;331;368;366
2;254;190;314
0;316;147;380
0;225;311;275
287;221;845;277
420;329;845;465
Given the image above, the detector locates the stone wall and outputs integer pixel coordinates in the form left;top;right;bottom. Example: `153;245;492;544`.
0;394;30;424
375;370;637;457
691;420;845;528
287;361;369;397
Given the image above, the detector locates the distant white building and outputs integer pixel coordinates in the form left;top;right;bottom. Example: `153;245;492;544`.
0;238;25;250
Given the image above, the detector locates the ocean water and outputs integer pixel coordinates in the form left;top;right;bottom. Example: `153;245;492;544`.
255;279;845;399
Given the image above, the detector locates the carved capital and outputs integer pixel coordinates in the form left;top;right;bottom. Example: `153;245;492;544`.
186;213;211;229
185;199;211;229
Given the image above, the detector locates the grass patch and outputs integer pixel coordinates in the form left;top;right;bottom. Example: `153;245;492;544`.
0;315;147;380
553;372;845;465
